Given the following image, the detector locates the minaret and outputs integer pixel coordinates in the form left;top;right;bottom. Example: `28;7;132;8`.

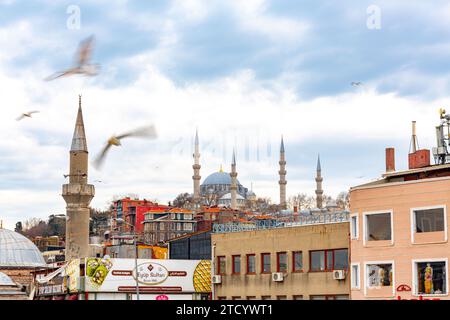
315;154;324;209
230;149;238;210
62;95;95;261
192;129;201;202
278;136;287;209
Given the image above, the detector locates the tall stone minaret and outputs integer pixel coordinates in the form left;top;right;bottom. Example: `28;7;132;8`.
62;95;95;261
230;149;238;210
192;129;201;202
315;154;324;209
278;136;287;209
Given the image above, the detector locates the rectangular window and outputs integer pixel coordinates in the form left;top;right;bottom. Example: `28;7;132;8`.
277;252;287;272
261;253;271;273
310;295;349;300
351;215;359;239
414;261;447;295
261;296;271;300
366;263;393;288
217;296;226;300
246;254;256;274
232;255;241;274
414;208;445;233
217;256;226;275
293;295;303;300
231;296;241;300
351;264;360;289
310;249;348;271
366;212;392;241
292;251;303;272
246;296;257;300
276;295;287;300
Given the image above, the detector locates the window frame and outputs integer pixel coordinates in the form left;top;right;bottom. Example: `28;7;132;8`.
309;248;349;272
363;210;394;246
232;255;241;275
411;258;449;297
350;213;359;240
261;253;271;274
363;260;395;297
351;262;360;290
246;254;256;275
217;256;226;275
276;252;288;273
410;205;447;244
292;251;303;272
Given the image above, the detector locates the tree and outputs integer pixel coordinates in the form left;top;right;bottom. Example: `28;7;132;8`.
288;193;315;210
173;193;193;208
336;191;350;210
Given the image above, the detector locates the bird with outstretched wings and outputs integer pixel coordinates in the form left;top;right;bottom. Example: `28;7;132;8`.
93;125;157;169
16;111;40;121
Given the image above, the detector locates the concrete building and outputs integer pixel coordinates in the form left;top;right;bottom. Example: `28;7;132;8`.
350;146;450;300
211;212;350;300
62;95;95;261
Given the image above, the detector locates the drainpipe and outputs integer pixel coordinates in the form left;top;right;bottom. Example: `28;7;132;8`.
211;242;216;301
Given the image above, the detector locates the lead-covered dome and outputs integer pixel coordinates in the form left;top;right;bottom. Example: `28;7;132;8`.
0;228;46;268
202;171;240;186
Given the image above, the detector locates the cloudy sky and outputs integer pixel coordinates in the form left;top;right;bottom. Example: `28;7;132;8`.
1;0;450;229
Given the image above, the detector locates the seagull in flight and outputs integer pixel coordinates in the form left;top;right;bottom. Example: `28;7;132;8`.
93;125;158;169
16;111;39;121
45;35;100;81
351;82;363;87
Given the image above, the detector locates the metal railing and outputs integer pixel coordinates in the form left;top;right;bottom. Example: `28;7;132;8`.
212;211;349;234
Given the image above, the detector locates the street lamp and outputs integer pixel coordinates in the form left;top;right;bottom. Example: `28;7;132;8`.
114;217;140;301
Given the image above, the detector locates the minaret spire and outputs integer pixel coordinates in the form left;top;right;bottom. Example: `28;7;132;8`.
315;154;324;209
62;95;95;261
192;128;201;202
278;136;287;209
230;148;238;209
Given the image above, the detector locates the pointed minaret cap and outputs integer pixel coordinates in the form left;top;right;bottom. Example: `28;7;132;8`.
232;149;236;165
317;154;321;171
195;128;199;145
280;136;285;153
71;95;88;152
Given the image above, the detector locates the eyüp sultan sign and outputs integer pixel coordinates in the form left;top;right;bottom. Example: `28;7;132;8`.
84;258;211;293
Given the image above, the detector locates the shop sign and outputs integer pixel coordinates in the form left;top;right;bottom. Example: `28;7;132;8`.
134;262;169;285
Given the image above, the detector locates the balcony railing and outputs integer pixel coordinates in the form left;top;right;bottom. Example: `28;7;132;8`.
212;211;350;234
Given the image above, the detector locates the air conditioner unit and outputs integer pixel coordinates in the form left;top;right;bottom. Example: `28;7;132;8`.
212;275;222;284
272;272;284;282
333;270;346;280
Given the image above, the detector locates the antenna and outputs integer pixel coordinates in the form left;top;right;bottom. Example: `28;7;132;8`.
433;108;450;164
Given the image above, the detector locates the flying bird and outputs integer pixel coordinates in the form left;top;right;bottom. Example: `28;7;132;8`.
45;35;100;81
16;111;39;121
93;125;158;169
351;82;363;87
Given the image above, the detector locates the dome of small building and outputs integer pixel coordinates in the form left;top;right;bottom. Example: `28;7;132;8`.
0;272;15;286
219;193;245;200
202;171;241;186
0;228;46;268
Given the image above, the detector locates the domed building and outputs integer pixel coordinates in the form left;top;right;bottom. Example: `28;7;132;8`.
0;228;46;289
200;166;249;199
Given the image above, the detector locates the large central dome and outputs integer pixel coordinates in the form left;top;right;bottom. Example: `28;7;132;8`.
0;228;46;268
202;171;240;186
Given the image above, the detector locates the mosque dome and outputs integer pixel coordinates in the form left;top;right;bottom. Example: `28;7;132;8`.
202;171;240;186
0;228;46;268
219;193;245;200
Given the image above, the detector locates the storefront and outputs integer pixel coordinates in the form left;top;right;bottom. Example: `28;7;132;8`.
80;258;211;300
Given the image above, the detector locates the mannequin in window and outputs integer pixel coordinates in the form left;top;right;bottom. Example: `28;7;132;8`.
424;263;433;294
378;267;385;286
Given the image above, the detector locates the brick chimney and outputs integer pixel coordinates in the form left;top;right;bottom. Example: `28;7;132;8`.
386;147;395;172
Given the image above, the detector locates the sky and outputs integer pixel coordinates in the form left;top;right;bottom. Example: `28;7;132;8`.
1;0;450;229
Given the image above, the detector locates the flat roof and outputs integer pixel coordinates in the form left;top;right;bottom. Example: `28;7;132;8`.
382;163;450;178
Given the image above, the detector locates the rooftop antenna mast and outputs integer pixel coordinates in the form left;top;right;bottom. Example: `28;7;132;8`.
432;108;450;165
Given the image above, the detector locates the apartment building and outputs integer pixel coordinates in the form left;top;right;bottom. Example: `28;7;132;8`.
350;146;450;300
211;212;350;300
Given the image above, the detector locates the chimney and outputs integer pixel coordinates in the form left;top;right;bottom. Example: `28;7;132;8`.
386;147;395;172
293;206;298;214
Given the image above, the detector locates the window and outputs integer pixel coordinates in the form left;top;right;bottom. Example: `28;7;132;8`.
276;295;287;300
183;223;193;231
414;208;445;233
231;296;241;300
232;255;241;274
293;295;303;300
310;295;349;300
277;252;287;272
246;254;256;274
310;249;348;271
261;253;271;273
217;296;226;300
351;263;360;289
246;296;257;300
292;251;303;272
366;263;393;288
365;212;392;241
217;256;226;275
414;260;447;295
261;296;271;300
351;214;359;239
